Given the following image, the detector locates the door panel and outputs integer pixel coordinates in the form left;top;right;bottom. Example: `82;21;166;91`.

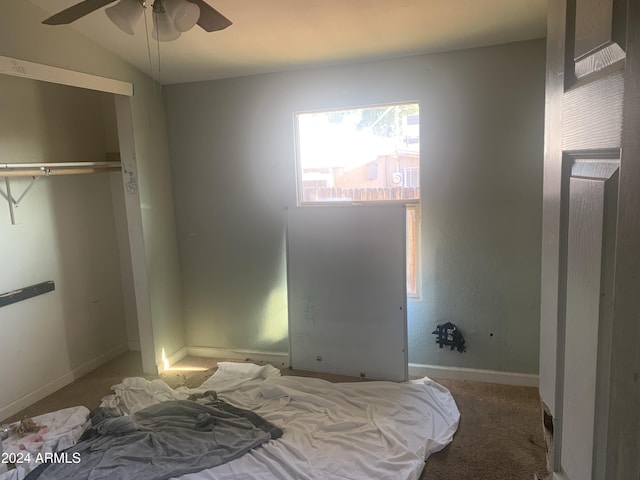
555;13;624;477
560;159;618;480
574;0;626;79
541;0;640;479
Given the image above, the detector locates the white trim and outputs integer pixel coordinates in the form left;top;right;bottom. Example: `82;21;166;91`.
158;349;538;386
0;343;128;421
553;471;569;480
113;94;155;376
157;345;189;373
0;55;133;96
186;347;289;367
409;363;539;387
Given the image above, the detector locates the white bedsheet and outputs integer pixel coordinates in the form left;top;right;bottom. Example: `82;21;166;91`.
102;363;460;480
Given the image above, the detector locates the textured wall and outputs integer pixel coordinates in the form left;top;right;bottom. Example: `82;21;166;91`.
164;39;545;373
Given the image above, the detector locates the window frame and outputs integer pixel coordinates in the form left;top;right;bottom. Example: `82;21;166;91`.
293;102;422;299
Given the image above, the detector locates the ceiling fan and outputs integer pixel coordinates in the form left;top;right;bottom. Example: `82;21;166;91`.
42;0;232;40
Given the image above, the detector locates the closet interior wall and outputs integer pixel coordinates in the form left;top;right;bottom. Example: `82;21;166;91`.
0;74;137;421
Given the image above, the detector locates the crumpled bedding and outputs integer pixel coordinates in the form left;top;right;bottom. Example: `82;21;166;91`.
0;406;89;480
26;394;282;480
1;362;460;480
102;362;460;480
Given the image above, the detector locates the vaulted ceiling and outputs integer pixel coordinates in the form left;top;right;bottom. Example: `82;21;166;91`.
28;0;547;84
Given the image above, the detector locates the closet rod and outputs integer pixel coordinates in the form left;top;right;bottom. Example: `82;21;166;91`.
0;161;121;177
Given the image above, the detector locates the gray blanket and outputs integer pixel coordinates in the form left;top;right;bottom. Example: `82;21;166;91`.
27;395;283;480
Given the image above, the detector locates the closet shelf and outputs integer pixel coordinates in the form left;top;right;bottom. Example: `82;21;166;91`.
0;161;121;177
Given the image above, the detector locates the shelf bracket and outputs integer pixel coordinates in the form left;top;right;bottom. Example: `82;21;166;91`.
1;176;41;225
2;177;15;225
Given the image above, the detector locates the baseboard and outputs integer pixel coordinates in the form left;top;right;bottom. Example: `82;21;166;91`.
157;345;188;373
0;343;129;422
408;363;539;387
128;340;141;352
154;347;538;387
186;346;289;367
74;343;130;379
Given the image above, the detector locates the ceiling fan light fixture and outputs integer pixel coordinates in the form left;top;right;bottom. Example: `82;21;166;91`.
164;0;200;32
105;0;144;35
152;10;182;41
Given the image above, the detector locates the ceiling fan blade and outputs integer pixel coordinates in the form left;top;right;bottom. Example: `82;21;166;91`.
188;0;232;32
42;0;118;25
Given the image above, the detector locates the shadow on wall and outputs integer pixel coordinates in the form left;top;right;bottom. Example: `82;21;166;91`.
184;202;290;353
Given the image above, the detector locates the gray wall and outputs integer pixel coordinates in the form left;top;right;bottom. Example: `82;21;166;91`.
164;38;545;373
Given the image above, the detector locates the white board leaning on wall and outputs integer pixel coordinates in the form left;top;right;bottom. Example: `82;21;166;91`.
287;204;408;381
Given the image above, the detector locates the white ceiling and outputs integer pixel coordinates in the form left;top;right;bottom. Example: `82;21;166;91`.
28;0;547;85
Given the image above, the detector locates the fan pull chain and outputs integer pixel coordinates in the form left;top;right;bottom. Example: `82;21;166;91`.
142;3;161;93
155;11;163;87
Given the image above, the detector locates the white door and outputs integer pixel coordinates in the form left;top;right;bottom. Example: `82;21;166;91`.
539;0;640;478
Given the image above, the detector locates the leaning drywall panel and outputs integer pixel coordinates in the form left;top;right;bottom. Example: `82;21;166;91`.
287;204;408;381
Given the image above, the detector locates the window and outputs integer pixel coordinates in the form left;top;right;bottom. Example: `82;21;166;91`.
295;103;421;297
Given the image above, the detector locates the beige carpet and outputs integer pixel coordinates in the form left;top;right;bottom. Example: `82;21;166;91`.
422;377;548;480
2;352;548;479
